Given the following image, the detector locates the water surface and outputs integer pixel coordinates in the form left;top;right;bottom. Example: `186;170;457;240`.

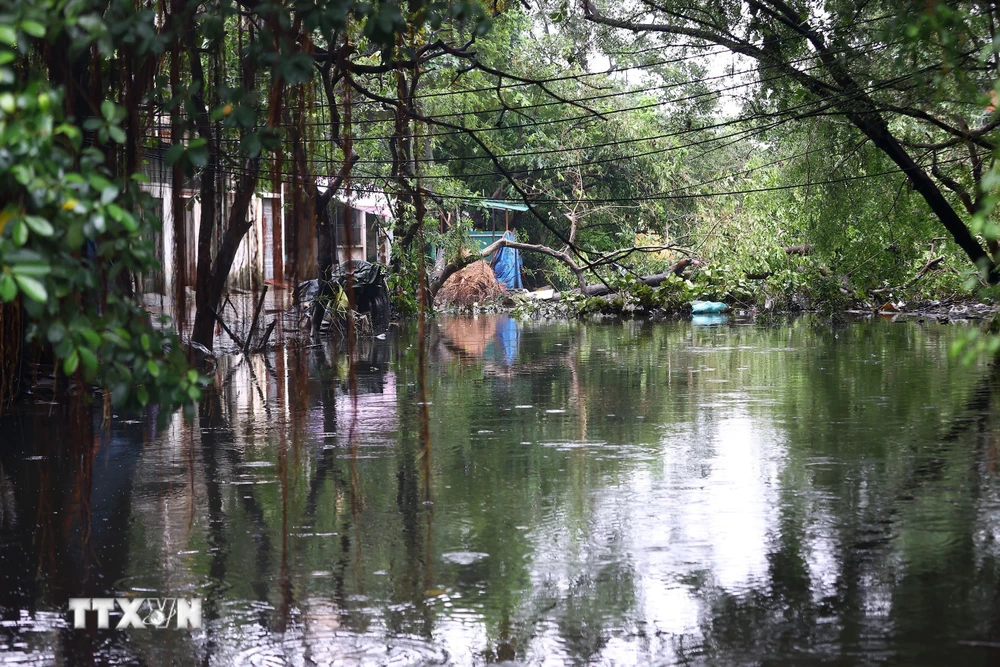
2;316;1000;665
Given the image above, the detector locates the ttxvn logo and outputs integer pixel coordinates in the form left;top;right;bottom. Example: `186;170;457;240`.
68;598;202;629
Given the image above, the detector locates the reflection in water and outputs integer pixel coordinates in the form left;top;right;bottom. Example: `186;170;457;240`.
691;314;728;327
2;317;1000;664
437;314;522;369
495;317;520;366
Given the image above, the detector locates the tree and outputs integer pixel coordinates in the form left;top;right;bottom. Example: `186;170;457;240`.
0;7;200;411
580;0;1000;281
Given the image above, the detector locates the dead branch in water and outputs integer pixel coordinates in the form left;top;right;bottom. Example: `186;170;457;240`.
243;285;268;355
255;319;277;353
211;308;245;350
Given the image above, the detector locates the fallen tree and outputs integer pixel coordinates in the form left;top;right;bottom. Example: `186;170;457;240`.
579;0;1000;284
580;259;698;297
428;238;696;299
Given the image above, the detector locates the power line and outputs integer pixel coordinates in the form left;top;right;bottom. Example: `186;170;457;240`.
337;64;935;166
331;12;903;103
264;38;898;130
339;115;829;181
202;42;929;171
196;34;899;150
410;43;895;119
195;148;967;209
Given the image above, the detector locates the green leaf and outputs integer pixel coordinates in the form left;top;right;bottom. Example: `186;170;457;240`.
242;133;262;158
111;383;129;406
63;349;79;376
20;20;45;38
0;25;15;47
66;222;84;249
164;143;185;166
13;274;46;302
136;385;149;406
188;145;209;168
9;260;51;277
23;215;53;237
54;338;73;358
81;328;101;347
78;346;98;371
11;220;26;245
88;173;112;191
47;322;66;343
147;359;161;377
120;211;138;232
0;274;16;301
140;333;150;351
108;125;126;144
101;100;115;121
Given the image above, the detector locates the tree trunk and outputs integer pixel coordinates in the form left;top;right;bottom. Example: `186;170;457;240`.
191;159;261;349
581;259;695;297
579;1;999;282
855;114;995;280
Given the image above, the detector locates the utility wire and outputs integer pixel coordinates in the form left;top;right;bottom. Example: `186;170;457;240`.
202;45;936;171
338;63;938;165
238;37;898;131
192;150;967;207
409;21;897;100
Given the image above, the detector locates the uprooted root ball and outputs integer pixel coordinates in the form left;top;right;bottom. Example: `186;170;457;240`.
434;260;507;308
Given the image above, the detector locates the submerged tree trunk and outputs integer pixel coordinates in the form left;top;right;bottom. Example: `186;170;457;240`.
191;159;262;348
186;16;275;351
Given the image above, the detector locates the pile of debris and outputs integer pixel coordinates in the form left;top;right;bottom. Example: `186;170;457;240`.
434;260;507;308
295;261;391;336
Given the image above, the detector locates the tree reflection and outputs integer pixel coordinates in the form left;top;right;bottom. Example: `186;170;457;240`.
3;319;1000;664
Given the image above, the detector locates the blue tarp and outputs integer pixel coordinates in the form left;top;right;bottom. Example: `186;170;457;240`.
691;300;728;314
492;230;523;289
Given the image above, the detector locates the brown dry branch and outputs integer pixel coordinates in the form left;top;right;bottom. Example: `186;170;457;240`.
211;308;245;349
871;256;945;295
784;244;814;256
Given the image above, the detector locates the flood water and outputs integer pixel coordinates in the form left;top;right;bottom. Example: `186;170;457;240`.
3;316;1000;665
